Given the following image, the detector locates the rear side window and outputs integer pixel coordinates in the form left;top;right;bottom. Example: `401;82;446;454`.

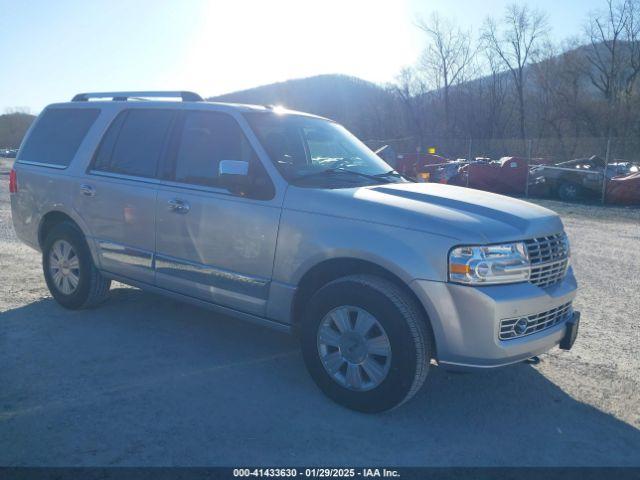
92;109;174;178
19;108;99;167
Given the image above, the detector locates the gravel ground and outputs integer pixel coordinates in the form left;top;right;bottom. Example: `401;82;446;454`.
1;157;639;466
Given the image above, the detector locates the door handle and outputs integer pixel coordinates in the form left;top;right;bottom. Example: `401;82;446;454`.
167;198;190;213
80;184;95;197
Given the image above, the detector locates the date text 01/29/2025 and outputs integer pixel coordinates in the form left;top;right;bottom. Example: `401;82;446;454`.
232;468;401;477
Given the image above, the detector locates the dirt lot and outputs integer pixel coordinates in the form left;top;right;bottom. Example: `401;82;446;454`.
1;157;639;466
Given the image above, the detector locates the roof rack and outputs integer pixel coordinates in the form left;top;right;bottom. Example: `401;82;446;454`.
71;91;203;102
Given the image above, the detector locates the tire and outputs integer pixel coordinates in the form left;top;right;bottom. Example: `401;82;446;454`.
42;222;111;309
300;274;432;413
558;182;581;201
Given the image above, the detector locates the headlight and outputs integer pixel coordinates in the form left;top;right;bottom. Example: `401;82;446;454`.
449;242;530;285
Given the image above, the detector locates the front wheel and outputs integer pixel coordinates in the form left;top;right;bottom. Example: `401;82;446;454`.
300;275;432;412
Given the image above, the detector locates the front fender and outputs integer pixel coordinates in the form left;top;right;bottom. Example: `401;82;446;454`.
273;209;453;286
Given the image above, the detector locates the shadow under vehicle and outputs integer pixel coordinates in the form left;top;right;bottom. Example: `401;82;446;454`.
0;289;638;465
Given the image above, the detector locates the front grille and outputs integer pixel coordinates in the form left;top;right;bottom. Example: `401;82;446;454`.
500;302;573;340
525;233;569;288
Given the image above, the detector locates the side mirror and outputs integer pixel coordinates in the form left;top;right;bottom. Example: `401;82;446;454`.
218;160;250;193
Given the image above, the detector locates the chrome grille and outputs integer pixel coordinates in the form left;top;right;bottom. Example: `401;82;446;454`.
500;302;573;340
525;233;569;288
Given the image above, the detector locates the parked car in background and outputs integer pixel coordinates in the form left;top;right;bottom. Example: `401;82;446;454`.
1;148;18;158
530;156;640;201
395;152;449;178
448;157;529;196
11;91;580;412
606;171;640;205
607;162;639;176
418;160;466;184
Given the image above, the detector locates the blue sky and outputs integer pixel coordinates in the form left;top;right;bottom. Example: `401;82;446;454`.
0;0;605;113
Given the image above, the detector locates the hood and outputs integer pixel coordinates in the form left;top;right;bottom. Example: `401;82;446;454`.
284;182;563;244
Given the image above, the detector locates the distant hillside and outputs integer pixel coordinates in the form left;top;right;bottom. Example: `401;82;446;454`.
4;40;635;153
0;113;36;148
209;74;401;140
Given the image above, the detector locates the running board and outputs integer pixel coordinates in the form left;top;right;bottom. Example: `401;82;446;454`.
101;271;292;334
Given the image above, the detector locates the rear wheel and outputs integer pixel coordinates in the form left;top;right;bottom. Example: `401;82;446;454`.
301;274;432;412
42;222;111;309
558;182;581;201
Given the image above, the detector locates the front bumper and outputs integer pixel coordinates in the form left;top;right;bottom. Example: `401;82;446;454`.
410;267;578;369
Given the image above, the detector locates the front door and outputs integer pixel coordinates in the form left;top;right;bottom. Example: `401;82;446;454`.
154;110;281;316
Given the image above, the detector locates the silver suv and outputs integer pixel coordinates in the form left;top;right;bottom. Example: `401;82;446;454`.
10;91;579;412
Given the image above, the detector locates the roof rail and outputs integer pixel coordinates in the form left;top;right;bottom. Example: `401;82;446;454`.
71;91;203;102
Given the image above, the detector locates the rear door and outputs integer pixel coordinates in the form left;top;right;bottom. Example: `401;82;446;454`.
154;110;281;316
76;108;176;284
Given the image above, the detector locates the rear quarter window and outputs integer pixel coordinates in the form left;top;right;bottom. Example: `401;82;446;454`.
18;108;100;167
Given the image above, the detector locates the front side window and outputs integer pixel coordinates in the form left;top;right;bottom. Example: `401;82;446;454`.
93;109;175;178
244;112;405;187
19;108;99;167
170;111;274;198
173;111;254;186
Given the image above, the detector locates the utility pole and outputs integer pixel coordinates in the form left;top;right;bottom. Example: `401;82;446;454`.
601;138;611;205
466;137;472;188
525;139;532;198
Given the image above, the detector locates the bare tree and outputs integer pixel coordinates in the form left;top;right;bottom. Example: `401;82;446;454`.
482;3;548;140
585;0;629;137
416;12;474;137
479;48;510;139
3;107;32;115
623;0;640;95
390;67;430;151
585;0;640;139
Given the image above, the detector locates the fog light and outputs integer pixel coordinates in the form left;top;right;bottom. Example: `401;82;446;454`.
514;318;529;335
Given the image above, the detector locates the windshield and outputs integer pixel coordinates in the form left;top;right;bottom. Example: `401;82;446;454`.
244;112;405;187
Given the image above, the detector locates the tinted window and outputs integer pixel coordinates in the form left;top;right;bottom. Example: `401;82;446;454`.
19;108;99;167
92;111;126;172
173;111;258;188
93;109;174;178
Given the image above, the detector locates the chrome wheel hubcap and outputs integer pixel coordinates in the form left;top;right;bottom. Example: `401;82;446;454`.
317;306;392;391
49;240;80;295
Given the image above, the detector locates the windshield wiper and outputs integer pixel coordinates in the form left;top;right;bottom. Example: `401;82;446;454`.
293;167;389;184
373;169;402;178
373;169;413;182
